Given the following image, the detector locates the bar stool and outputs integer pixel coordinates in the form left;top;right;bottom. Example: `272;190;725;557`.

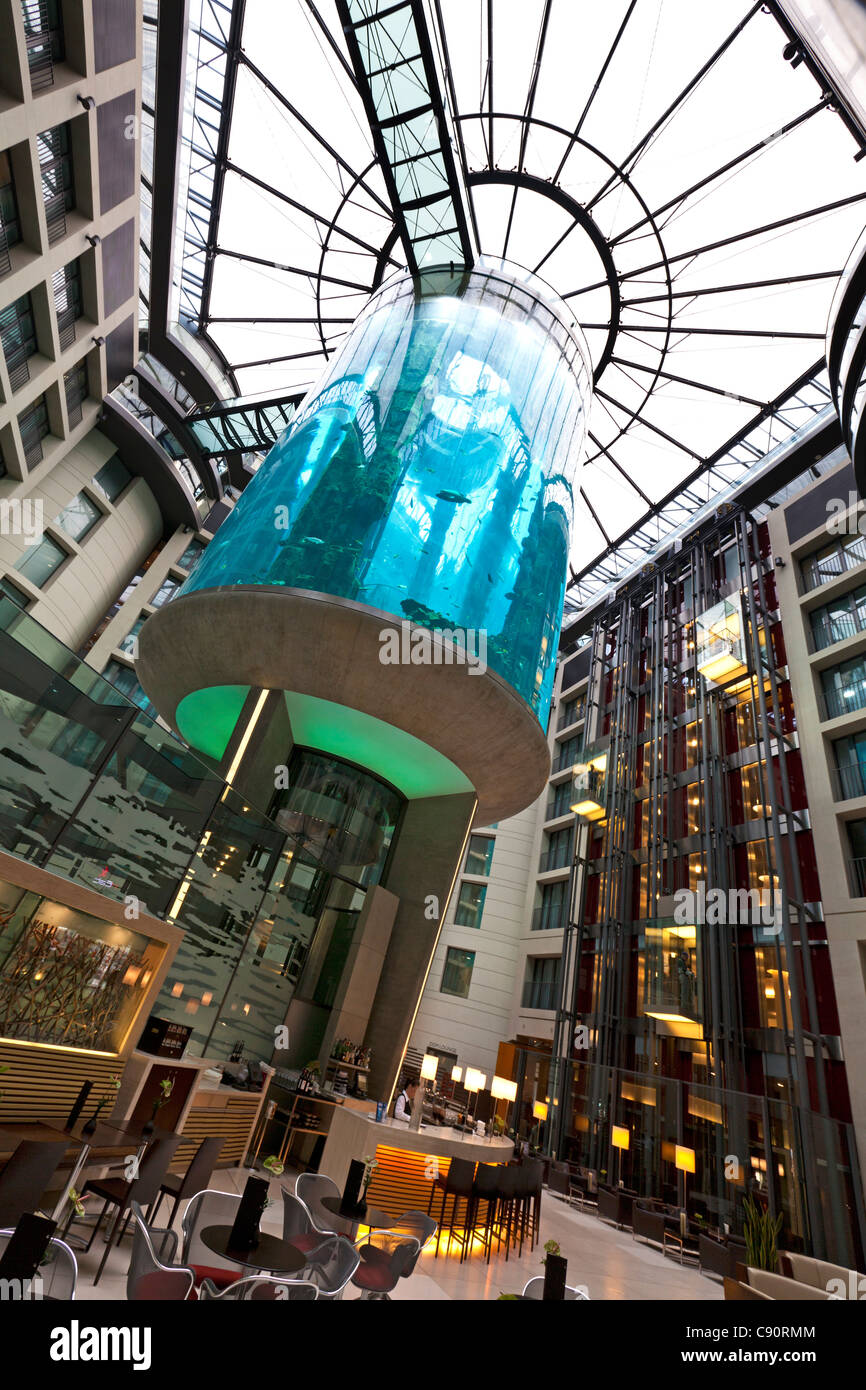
467;1162;502;1265
428;1157;475;1259
497;1163;523;1262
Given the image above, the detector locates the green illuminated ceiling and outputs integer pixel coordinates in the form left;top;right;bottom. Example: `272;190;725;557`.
174;684;473;800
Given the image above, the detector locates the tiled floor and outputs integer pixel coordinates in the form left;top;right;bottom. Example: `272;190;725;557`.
73;1166;722;1302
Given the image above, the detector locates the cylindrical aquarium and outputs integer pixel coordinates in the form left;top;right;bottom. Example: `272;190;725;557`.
179;258;591;723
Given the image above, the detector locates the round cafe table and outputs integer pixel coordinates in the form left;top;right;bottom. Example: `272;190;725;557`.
200;1225;307;1275
320;1195;395;1238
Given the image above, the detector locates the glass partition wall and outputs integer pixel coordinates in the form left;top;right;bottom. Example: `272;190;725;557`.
0;598;403;1060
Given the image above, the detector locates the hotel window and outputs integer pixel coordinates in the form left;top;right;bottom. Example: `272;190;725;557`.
554;734;580;773
0;150;22;257
92;455;131;503
534;878;567;931
522;956;560;1010
541;825;572;872
53;258;83;350
63;361;88;428
454;881;486;929
37;122;74;244
150;574;182;608
0;292;38;391
801;535;866;591
441;946;475;998
0;575;31;609
14;532;67;587
101;659;158;720
22;0;65;90
17;394;50;468
177;537;205;573
547;781;573;819
56;490;101;543
810;586;866;651
464;834;494;877
118;616;146;656
821;656;866;719
832;731;866;800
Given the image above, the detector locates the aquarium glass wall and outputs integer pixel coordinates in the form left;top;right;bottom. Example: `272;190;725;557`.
180;258;591;722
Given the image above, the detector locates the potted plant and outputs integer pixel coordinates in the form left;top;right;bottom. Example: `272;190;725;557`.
142;1076;174;1136
82;1073;121;1136
743;1193;783;1272
361;1155;378;1202
262;1155;284;1176
541;1237;568;1301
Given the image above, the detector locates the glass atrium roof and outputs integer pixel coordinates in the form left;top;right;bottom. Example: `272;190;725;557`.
170;1;866;615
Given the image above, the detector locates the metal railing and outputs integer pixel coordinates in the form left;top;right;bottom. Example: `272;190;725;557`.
539;845;571;873
810;610;862;652
847;856;866;898
43;192;67;246
801;536;866;593
521;979;560;1010
0;221;10;278
18;404;46;468
831;761;866;801
822;676;866;720
552;747;578;774
557;701;586;731
56;308;77;351
4;347;31;392
531;905;565;932
22;0;58;92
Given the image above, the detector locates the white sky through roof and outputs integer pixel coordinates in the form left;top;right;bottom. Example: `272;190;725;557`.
178;0;866;604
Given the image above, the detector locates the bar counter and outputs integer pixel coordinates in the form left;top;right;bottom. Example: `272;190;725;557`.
320;1108;513;1218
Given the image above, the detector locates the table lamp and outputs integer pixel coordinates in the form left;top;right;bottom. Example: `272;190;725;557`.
612;1125;630;1187
464;1067;486;1126
675;1144;695;1226
490;1075;517;1138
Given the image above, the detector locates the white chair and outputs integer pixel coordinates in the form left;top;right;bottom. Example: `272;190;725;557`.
199;1274;319;1300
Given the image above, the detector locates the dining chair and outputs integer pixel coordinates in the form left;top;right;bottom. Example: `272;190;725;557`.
281;1187;325;1254
351;1233;421;1300
198;1274;319;1300
180;1188;242;1291
0;1138;70;1229
301;1233;359;1299
71;1133;182;1284
389;1208;437;1251
0;1225;78;1300
295;1172;343;1236
148;1135;226;1229
521;1275;590;1300
126;1202;195;1301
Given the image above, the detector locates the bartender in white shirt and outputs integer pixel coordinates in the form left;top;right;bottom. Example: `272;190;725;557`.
393;1077;419;1122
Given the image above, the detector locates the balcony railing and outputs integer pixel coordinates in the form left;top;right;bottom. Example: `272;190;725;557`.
545;792;572;820
531;905;565;931
22;0;59;92
43;191;67;246
822;676;866;720
0;221;10;278
539;845;571;873
809;607;866;653
552;747;578;774
521;980;559;1010
4;347;31;392
831;761;866;801
847;856;866;898
801;536;866;593
557;702;585;731
56;308;78;352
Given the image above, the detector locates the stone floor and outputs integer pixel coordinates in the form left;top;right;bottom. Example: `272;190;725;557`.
73;1165;723;1302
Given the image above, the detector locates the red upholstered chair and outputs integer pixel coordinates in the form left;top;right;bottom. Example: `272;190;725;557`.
181;1188;246;1291
351;1233;421;1300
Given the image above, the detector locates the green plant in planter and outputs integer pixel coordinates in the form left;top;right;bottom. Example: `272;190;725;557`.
542;1238;561;1265
262;1155;284;1176
743;1194;783;1271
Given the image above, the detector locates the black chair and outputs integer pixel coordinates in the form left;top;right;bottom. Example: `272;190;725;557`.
467;1162;502;1264
69;1134;181;1284
0;1139;70;1228
428;1157;476;1259
147;1136;225;1229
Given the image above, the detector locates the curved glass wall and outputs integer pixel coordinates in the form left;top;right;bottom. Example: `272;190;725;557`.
268;748;403;886
180;258;591;721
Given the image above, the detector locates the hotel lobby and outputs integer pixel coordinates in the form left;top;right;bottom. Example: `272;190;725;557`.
0;0;865;1356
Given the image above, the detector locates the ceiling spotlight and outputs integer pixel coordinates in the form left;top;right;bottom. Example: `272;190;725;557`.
85;234;101;248
91;335;105;347
76;93;96;110
782;41;803;68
